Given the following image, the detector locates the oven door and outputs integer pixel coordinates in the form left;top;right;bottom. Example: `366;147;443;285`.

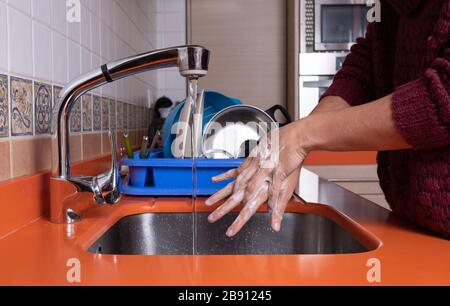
299;75;334;119
315;0;370;51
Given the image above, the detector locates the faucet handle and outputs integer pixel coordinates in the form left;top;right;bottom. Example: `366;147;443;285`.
103;130;121;204
93;130;121;204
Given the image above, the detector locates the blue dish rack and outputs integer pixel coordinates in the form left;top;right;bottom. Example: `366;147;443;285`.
121;150;243;196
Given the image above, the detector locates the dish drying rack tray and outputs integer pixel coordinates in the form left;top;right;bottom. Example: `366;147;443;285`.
121;150;243;196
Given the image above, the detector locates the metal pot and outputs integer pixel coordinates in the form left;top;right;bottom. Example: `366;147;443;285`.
202;104;291;159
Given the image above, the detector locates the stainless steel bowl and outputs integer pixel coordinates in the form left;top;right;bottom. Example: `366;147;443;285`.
202;105;277;159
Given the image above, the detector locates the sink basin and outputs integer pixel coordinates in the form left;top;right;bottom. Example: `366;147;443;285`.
87;212;371;255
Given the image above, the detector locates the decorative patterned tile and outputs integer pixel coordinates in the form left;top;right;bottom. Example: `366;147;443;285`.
123;102;128;130
70;99;82;133
51;85;63;134
101;97;109;131
52;85;62;109
82;94;92;132
93;95;101;131
116;101;123;131
34;82;52;135
10;77;33;136
0;75;9;137
109;98;116;130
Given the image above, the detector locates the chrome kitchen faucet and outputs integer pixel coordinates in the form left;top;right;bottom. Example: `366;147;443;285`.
50;46;210;224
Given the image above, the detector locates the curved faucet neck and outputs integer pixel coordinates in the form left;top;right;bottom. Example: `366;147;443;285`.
52;45;210;178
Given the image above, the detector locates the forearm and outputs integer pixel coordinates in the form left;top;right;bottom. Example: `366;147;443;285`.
312;96;351;114
301;94;411;152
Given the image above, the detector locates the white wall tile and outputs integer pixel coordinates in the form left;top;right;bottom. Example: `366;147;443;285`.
157;70;166;89
52;30;67;83
32;0;52;27
81;46;91;73
91;0;100;17
155;3;187;101
146;71;158;89
115;0;132;21
91;52;100;69
68;17;81;44
4;0;163;107
110;0;122;36
51;0;67;36
155;0;165;13
91;52;101;93
8;6;33;76
115;77;126;100
100;22;110;60
67;39;80;81
33;21;52;81
8;0;31;15
161;12;185;32
114;10;129;44
162;31;185;48
99;0;112;26
102;82;113;97
141;0;158;19
109;32;116;59
80;5;91;50
157;34;165;49
162;0;185;13
90;13;100;55
0;2;8;72
80;0;91;10
165;70;186;90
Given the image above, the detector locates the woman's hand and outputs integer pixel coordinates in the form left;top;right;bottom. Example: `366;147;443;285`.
205;120;310;237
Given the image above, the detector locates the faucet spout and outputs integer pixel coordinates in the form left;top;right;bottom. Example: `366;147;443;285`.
50;45;210;223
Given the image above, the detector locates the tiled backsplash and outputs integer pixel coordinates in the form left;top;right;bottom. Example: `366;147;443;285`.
0;72;150;183
0;0;188;183
0;0;163;101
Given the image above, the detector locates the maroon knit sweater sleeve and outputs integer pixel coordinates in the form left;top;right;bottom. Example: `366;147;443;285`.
321;23;376;106
392;47;450;149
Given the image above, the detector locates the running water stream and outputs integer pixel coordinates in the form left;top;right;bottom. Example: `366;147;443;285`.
187;78;199;255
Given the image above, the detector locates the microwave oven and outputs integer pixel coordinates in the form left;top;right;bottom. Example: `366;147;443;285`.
302;0;371;52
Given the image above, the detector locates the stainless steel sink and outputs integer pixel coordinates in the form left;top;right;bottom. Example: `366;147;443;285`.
87;212;369;255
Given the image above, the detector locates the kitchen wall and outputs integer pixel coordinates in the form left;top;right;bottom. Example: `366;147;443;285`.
0;0;187;183
187;0;287;110
156;0;187;102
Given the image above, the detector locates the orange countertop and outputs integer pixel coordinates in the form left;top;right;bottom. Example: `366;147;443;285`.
0;170;449;286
